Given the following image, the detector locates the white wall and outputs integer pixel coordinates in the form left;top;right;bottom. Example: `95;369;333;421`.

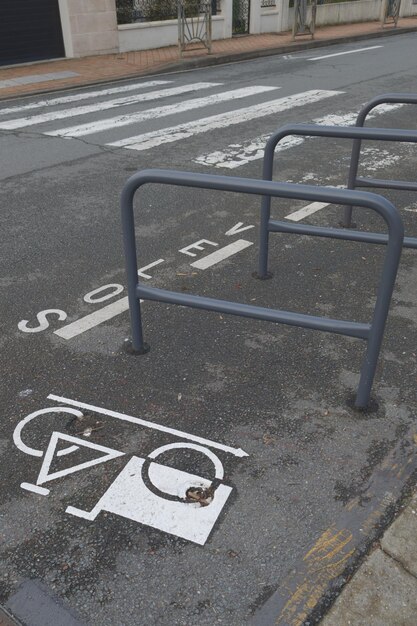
118;15;227;52
260;8;281;34
400;0;417;17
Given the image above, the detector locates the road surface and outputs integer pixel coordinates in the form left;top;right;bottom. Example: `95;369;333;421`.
1;34;417;625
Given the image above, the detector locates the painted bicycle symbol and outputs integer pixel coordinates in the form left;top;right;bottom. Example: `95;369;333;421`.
14;394;248;545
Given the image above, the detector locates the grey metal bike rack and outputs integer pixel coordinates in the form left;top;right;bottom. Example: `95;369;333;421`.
343;93;417;228
121;168;403;409
259;123;417;282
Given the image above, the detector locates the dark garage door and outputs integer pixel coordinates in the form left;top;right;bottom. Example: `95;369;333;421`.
0;0;65;67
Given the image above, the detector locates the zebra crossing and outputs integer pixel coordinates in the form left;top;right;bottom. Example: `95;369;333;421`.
195;102;406;169
0;79;341;158
0;78;404;168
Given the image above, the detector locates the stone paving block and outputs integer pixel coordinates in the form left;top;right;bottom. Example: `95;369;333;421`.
0;80;19;89
5;580;85;626
381;494;417;578
321;549;417;626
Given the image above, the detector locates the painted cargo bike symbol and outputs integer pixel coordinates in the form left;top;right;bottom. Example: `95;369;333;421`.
14;395;248;545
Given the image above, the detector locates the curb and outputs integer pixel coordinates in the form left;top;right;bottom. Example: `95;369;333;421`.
0;606;20;626
150;23;417;75
1;23;417;102
251;429;417;625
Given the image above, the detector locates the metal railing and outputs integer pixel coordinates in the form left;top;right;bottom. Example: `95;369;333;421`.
178;0;212;56
343;93;417;229
292;0;317;39
258;123;417;282
121;169;403;409
381;0;401;26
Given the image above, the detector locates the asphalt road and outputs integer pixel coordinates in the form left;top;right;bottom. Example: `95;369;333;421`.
1;34;417;626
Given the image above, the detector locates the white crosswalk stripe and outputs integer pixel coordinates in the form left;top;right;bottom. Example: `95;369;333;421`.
0;82;221;130
194;102;405;169
0;80;349;163
107;90;343;152
0;80;172;117
45;86;279;138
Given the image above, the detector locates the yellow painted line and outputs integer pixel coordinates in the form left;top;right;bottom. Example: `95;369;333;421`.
276;525;355;625
252;430;417;626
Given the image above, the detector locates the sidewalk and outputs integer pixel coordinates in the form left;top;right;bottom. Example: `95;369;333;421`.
320;491;417;625
0;17;417;101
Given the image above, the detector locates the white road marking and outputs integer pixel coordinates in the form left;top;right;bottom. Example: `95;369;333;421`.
0;80;172;116
108;90;343;152
54;296;130;340
191;239;253;269
84;284;123;303
149;442;224;479
46;86;279;137
36;432;124;485
137;258;165;278
308;46;383;61
0;82;221;130
65;455;233;545
47;394;249;457
18;309;67;333
17;398;246;544
21;483;50;495
13;406;83;457
225;222;255;236
284;185;345;221
195;134;305;169
179;239;218;257
284;202;330;222
195;102;403;169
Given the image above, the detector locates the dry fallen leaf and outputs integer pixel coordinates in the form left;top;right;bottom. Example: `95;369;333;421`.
186;486;214;507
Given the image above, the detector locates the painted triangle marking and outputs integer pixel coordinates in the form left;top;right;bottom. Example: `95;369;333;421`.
36;432;124;485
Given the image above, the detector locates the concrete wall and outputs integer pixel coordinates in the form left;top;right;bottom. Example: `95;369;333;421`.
59;0;119;57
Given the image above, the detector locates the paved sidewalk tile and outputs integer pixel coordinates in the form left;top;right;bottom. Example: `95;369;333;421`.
321;549;417;626
381;494;417;578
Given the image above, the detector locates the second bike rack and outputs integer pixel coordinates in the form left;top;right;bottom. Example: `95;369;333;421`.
121;169;403;409
343;93;417;227
258;122;417;281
